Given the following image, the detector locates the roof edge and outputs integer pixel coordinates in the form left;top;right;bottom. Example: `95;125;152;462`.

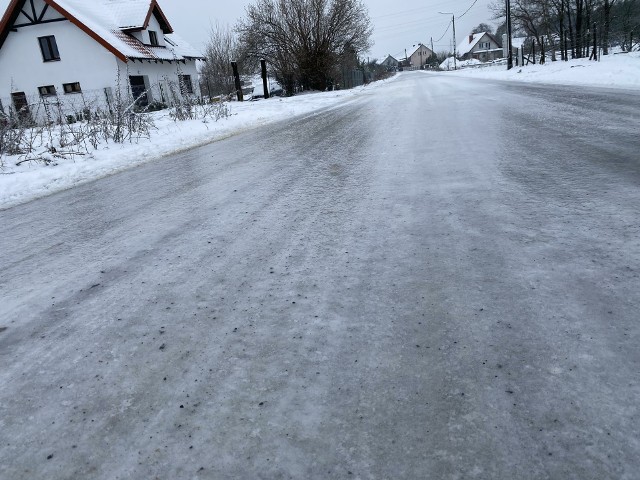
144;0;173;34
0;0;25;50
45;0;128;62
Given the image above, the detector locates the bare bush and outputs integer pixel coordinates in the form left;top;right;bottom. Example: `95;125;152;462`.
200;23;251;98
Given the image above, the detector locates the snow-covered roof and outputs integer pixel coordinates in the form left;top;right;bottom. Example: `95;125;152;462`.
400;43;429;60
457;32;498;56
0;0;202;62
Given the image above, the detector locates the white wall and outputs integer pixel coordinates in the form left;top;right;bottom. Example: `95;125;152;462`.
0;6;199;118
0;19;119;102
117;58;199;105
144;14;167;47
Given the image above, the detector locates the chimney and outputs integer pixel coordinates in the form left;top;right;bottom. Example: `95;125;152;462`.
469;34;474;44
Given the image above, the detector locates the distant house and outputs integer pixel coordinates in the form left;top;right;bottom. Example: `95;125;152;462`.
0;0;203;122
399;43;435;69
381;55;399;70
457;32;502;62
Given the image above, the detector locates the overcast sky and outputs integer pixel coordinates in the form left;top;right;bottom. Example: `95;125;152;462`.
1;0;497;60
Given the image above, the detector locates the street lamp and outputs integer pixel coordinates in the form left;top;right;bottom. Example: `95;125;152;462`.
439;12;457;71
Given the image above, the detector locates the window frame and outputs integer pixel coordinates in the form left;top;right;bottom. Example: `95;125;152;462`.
149;30;159;46
63;82;82;94
38;35;60;62
178;74;194;95
38;85;57;97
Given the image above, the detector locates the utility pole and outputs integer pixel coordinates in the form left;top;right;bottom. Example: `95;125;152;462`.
506;0;514;69
452;14;457;71
439;12;457;70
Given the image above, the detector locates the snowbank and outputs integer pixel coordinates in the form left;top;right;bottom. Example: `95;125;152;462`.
439;57;481;71
0;75;399;209
439;51;640;89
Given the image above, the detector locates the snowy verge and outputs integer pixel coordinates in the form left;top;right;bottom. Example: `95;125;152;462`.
0;75;399;210
434;51;640;90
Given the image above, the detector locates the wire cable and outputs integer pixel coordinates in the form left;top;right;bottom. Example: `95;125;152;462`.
458;0;480;19
434;19;452;43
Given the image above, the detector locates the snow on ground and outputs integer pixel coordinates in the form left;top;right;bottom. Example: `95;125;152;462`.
3;51;638;210
437;51;640;89
439;57;481;70
0;75;399;209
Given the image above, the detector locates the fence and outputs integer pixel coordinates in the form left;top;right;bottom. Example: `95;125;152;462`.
340;69;364;90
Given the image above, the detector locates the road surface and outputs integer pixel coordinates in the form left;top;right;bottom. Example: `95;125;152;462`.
1;72;639;479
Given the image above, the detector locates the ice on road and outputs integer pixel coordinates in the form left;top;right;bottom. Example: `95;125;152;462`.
1;72;639;479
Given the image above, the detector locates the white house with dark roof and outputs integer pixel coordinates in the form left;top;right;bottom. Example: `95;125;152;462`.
457;32;502;62
0;0;203;121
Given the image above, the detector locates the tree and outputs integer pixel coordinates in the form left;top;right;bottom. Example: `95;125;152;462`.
200;23;249;98
236;0;373;95
471;22;494;34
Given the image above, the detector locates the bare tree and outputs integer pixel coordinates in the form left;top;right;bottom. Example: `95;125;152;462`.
236;0;373;94
471;23;494;34
200;23;249;98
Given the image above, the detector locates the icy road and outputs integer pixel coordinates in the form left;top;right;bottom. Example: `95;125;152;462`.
1;72;639;479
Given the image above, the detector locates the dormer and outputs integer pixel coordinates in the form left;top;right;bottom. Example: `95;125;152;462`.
120;0;173;48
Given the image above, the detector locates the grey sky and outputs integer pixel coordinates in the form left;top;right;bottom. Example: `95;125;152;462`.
1;0;497;60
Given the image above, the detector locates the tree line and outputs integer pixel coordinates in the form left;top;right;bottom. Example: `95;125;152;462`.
490;0;639;63
200;0;372;98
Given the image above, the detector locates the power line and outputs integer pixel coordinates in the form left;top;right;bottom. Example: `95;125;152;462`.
434;20;452;43
458;0;480;19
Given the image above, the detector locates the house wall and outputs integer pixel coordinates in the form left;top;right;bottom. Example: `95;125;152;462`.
117;58;199;105
469;34;502;61
408;45;434;68
0;16;119;106
118;60;200;105
0;4;199;120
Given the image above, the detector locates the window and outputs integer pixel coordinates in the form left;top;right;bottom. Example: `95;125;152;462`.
38;36;60;62
63;82;82;94
178;75;193;95
38;85;57;97
149;30;158;46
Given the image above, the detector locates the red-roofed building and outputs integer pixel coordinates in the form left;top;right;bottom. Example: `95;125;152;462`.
0;0;203;120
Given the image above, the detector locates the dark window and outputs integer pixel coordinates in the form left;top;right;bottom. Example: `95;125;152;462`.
38;36;60;62
38;85;57;96
63;82;82;94
11;92;31;121
129;76;149;107
178;75;193;95
149;30;158;46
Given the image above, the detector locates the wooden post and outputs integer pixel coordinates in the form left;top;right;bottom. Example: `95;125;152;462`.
507;0;513;70
532;40;536;64
231;61;243;102
261;59;270;99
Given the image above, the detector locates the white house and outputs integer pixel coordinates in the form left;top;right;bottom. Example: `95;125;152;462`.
381;54;399;70
457;32;502;62
399;43;434;69
0;0;203;122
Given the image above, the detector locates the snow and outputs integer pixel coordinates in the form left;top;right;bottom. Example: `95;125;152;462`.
457;32;493;56
3;49;638;210
440;57;481;70
438;51;640;89
47;0;200;61
0;76;400;210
